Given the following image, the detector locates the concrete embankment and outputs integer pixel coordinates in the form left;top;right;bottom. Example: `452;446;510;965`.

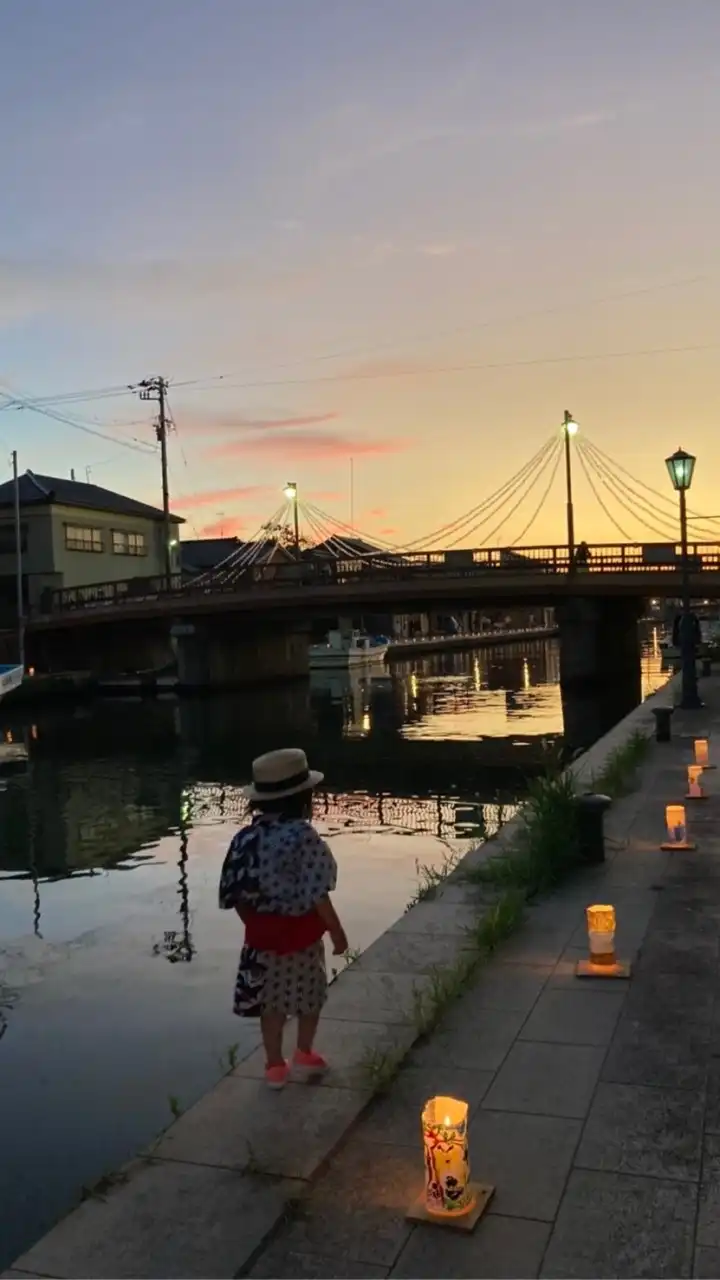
4;671;686;1280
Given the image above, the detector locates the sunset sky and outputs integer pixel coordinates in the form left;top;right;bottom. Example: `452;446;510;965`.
1;0;719;546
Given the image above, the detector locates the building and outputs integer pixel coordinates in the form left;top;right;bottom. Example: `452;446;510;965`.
0;470;183;619
180;536;293;579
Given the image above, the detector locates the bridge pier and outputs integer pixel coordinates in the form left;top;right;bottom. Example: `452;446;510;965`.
556;596;643;753
171;618;309;689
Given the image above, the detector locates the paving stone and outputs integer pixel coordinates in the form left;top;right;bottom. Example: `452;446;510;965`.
623;969;715;1026
391;1213;551;1278
638;930;719;977
232;1019;417;1090
391;898;479;937
697;1133;720;1249
409;1006;527;1072
703;1061;720;1133
471;1110;581;1221
152;1076;369;1179
519;988;626;1046
248;1246;389;1278
453;962;552;1015
324;970;421;1025
267;1139;416;1268
541;1169;697;1279
354;928;470;974
694;1245;720;1278
359;1064;493;1147
482;1041;605;1119
602;1014;711;1090
496;925;576;967
10;1160;300;1280
576;1082;704;1181
0;1273;55;1279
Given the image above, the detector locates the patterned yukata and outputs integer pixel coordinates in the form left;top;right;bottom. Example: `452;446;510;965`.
218;813;337;1018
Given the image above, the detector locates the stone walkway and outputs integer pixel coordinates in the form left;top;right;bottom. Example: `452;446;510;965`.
6;676;720;1279
246;687;720;1279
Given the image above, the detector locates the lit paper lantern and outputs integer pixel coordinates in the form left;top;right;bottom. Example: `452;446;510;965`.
661;798;691;849
586;904;616;966
687;764;705;799
695;739;712;768
422;1096;475;1217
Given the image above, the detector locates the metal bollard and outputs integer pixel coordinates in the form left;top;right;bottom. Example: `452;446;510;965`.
652;706;674;743
702;657;712;678
575;793;613;865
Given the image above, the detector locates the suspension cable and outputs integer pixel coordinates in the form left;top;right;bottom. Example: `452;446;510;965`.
578;444;680;540
583;437;720;538
464;440;562;548
510;448;563;545
576;445;634;540
579;440;681;539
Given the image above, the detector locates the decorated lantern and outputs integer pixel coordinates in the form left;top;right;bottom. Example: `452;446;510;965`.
586;904;616;966
421;1096;474;1217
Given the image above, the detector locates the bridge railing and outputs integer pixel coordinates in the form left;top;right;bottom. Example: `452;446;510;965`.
37;541;720;616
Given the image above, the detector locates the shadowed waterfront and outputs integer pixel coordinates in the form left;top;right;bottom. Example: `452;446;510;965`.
0;634;667;1268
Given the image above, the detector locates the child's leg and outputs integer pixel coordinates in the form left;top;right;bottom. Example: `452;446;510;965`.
260;1011;286;1066
296;1011;320;1054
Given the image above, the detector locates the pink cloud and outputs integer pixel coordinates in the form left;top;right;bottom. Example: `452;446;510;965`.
176;484;271;509
197;516;247;539
380;526;397;536
205;431;409;463
366;506;387;518
177;410;340;434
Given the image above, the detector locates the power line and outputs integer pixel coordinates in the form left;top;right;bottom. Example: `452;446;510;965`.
0;383;157;456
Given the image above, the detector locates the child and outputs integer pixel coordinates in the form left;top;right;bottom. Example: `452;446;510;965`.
218;747;348;1089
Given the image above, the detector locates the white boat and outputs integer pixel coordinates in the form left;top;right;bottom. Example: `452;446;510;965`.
0;664;24;702
309;630;388;670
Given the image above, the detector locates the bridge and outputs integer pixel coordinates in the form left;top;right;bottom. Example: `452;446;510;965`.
3;427;714;752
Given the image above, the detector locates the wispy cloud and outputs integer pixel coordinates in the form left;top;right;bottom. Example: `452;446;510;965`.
177;409;340;435
205;431;409;463
176;484;271;509
365;506;387;518
197;516;247;539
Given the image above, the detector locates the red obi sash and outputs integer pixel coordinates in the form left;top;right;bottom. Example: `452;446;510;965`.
239;907;326;955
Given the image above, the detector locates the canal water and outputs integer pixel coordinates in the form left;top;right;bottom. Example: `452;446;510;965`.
0;635;666;1267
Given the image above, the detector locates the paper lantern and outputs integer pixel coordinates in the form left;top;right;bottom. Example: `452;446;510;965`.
687;764;705;799
694;739;715;769
421;1096;474;1217
586;904;616;966
661;803;695;850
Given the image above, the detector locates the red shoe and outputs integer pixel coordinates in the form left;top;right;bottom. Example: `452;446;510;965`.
292;1049;329;1080
265;1061;289;1090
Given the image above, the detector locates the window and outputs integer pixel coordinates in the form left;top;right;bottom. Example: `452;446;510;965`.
0;523;27;554
65;524;103;552
112;530;147;556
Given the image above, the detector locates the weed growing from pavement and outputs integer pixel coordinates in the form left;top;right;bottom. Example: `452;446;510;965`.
592;730;650;798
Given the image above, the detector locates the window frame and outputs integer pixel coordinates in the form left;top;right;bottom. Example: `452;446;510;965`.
64;523;104;553
112;529;147;557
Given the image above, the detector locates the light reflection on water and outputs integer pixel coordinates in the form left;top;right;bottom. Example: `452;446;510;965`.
0;635;668;1268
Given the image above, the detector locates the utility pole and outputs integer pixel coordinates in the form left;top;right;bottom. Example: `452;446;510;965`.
12;451;25;669
563;410;578;571
136;376;172;586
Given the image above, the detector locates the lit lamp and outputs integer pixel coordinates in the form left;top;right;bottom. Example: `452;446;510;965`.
695;738;715;770
575;904;630;979
686;764;706;800
406;1096;494;1232
661;803;696;850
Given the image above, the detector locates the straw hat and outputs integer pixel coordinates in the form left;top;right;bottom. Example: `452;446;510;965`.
243;748;324;802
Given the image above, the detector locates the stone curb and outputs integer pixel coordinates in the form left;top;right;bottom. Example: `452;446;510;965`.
4;673;684;1280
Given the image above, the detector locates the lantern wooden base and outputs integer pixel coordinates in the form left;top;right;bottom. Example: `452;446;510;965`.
660;840;696;850
406;1182;495;1231
575;958;631;980
685;792;707;800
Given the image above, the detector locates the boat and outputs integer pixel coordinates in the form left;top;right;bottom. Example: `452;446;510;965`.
309;629;388;669
0;664;24;702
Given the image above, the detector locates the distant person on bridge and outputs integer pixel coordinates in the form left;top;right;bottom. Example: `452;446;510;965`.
574;541;591;569
218;748;348;1090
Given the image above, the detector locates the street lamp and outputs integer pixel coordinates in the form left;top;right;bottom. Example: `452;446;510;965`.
283;481;300;557
562;411;578;570
665;447;701;709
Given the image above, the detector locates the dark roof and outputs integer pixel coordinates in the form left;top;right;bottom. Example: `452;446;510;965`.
308;536;387;558
180;537;241;572
0;472;184;523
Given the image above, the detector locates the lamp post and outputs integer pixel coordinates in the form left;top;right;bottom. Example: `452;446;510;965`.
665;447;701;709
563;411;578;571
284;481;300;557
